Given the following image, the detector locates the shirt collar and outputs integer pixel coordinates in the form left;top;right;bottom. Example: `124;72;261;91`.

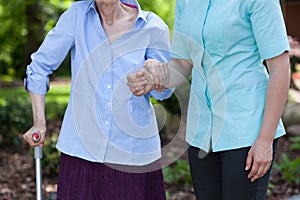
86;0;147;22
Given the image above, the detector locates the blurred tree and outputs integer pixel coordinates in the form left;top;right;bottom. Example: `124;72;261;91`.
24;0;45;77
138;0;175;29
0;0;72;80
0;0;27;80
0;0;174;80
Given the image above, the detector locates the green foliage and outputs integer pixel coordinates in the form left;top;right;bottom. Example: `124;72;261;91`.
274;153;300;184
0;86;28;99
290;57;300;74
41;133;60;176
163;159;192;187
46;83;70;119
0;0;175;80
0;0;74;80
152;94;181;115
0;97;32;146
165;190;170;199
0;0;27;78
0;84;69;146
273;136;300;185
289;136;300;150
43;0;74;32
0;83;68;174
0;84;67;173
159;110;180;144
46;101;68;120
138;0;175;29
267;182;275;195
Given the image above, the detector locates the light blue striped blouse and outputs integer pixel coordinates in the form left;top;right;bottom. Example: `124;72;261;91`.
25;0;173;165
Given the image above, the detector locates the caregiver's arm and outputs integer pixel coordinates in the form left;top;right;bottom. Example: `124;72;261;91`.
127;58;193;96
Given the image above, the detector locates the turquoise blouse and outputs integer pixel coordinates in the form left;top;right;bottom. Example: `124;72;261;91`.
171;0;290;152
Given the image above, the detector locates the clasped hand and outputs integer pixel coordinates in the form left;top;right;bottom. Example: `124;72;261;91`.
23;124;46;147
127;59;168;96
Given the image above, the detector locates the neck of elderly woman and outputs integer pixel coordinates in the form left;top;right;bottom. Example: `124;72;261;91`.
96;0;123;25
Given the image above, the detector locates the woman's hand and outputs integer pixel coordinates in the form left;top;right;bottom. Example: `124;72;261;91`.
127;58;192;95
127;68;154;96
245;139;273;182
23;124;46;147
245;52;290;182
144;59;168;92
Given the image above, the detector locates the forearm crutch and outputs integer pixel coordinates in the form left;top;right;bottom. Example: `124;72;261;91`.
32;132;43;200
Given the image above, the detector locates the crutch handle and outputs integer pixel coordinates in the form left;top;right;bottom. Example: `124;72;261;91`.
31;131;41;143
31;132;43;159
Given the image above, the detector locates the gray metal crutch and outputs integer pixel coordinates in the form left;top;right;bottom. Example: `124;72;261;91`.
32;131;43;200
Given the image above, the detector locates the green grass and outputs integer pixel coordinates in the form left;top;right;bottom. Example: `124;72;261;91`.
46;84;71;119
0;86;28;99
47;84;71;105
0;84;70;101
0;83;71;120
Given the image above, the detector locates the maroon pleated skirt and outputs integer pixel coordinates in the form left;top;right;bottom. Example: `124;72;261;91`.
57;153;166;200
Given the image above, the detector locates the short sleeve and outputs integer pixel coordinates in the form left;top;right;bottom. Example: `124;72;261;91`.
170;0;191;60
249;0;290;60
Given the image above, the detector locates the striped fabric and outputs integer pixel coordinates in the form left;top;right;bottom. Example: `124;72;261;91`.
25;0;173;165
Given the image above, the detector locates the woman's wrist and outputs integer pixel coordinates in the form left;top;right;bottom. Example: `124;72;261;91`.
34;119;46;127
256;132;275;145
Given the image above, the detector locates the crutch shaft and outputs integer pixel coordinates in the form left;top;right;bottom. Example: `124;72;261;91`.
34;146;42;200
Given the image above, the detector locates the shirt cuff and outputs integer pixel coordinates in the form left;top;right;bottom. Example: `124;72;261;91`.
259;37;290;60
24;77;49;95
150;88;175;101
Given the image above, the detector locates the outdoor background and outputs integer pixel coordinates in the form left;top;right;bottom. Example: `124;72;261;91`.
0;0;299;200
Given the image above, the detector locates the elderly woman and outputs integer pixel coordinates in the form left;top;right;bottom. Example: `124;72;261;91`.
23;0;172;199
128;0;291;199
